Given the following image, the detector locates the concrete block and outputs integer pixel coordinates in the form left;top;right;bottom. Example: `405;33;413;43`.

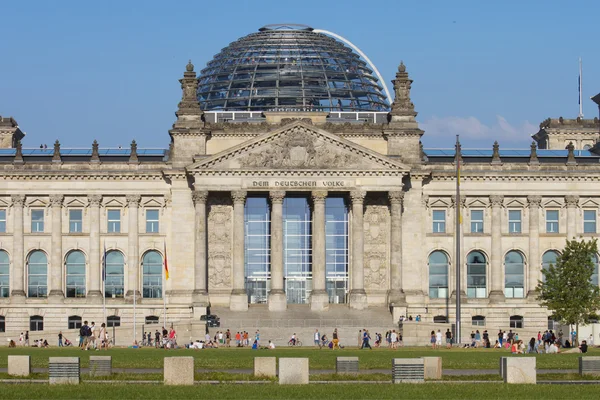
336;357;359;374
49;357;80;385
422;357;442;380
499;357;507;378
278;358;309;385
164;357;195;385
503;357;536;384
89;356;112;377
393;358;424;383
8;355;30;377
579;356;600;376
254;357;277;378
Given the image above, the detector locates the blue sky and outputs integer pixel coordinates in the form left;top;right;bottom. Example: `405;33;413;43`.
1;0;598;150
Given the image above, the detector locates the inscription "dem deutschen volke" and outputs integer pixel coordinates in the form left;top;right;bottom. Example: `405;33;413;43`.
251;180;346;188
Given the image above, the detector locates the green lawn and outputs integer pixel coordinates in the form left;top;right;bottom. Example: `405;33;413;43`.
2;383;600;400
1;347;596;370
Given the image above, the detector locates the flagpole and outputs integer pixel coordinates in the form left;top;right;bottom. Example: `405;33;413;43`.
455;135;462;345
163;240;168;327
578;57;584;118
102;242;106;326
133;267;137;345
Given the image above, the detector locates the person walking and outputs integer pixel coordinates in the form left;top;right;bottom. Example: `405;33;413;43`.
99;323;108;350
357;329;363;348
445;329;453;349
24;331;29;347
314;329;321;348
361;329;372;350
58;331;63;347
332;328;340;350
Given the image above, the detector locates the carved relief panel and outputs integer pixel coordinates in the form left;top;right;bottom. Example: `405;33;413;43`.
363;193;390;291
207;193;233;290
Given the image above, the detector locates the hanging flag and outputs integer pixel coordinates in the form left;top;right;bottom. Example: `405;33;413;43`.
163;241;169;280
101;243;107;282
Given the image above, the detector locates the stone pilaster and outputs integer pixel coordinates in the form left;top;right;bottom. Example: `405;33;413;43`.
87;194;103;300
565;195;579;240
349;190;367;310
48;194;64;301
126;195;141;300
310;190;329;311
388;191;406;305
230;190;248;311
10;195;25;298
268;191;286;311
527;195;541;298
192;190;209;306
489;195;504;302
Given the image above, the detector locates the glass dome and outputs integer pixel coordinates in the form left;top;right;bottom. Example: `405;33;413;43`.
197;24;390;112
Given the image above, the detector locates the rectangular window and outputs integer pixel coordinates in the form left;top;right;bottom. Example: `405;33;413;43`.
470;210;484;233
546;210;559;233
69;209;83;233
508;210;522;233
31;210;44;232
0;209;6;233
432;210;446;233
146;209;159;233
584;210;597;234
107;210;121;233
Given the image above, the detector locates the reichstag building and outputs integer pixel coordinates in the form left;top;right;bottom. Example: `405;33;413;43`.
1;24;599;339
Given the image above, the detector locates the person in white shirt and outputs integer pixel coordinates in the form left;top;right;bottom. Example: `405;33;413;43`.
89;322;97;350
435;330;443;349
390;330;398;349
314;329;321;347
268;340;275;349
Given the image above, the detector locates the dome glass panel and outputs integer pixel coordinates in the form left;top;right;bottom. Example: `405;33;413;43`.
197;25;390;112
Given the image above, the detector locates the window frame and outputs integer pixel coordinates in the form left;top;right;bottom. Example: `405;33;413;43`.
145;316;159;324
0;315;4;332
107;209;121;233
65;251;86;298
428;251;449;299
0;209;6;233
472;315;486;326
69;209;83;233
432;210;446;233
27;250;48;298
30;315;44;331
142;251;163;299
466;251;487;298
509;315;524;329
0;250;9;298
31;209;45;233
508;209;522;234
504;251;525;298
107;315;121;327
145;209;160;233
470;209;484;233
68;315;82;330
584;210;597;234
545;210;559;233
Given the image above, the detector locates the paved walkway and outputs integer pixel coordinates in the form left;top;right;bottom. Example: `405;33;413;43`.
0;367;579;375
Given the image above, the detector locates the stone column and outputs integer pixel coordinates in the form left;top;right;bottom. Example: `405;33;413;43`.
310;190;329;311
349;190;367;310
527;196;541;297
489;195;504;301
48;194;64;301
565;195;579;240
126;195;141;300
192;190;209;305
230;190;248;311
388;191;406;305
268;190;286;311
10;195;26;298
87;195;103;299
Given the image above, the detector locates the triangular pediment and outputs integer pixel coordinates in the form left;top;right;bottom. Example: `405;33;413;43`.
429;198;451;208
65;198;87;208
467;198;488;208
27;198;47;207
142;198;162;208
543;199;562;208
581;198;599;207
505;198;526;208
188;121;409;173
103;198;124;208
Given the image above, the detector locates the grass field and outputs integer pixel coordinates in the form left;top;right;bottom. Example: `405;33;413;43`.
0;346;597;370
2;383;600;399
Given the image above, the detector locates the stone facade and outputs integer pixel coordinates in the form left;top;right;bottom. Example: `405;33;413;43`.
1;61;600;342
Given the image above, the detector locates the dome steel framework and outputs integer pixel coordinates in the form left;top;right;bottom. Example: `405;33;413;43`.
197;24;390;112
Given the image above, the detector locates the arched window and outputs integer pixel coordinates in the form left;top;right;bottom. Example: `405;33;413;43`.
505;251;525;298
27;251;47;298
145;316;159;324
467;251;487;298
0;250;9;298
591;254;598;286
142;251;162;299
428;251;449;298
433;315;448;323
66;251;86;298
472;315;485;326
509;315;523;329
0;316;5;332
105;251;124;298
107;315;120;327
68;315;82;330
30;315;43;331
541;250;560;282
